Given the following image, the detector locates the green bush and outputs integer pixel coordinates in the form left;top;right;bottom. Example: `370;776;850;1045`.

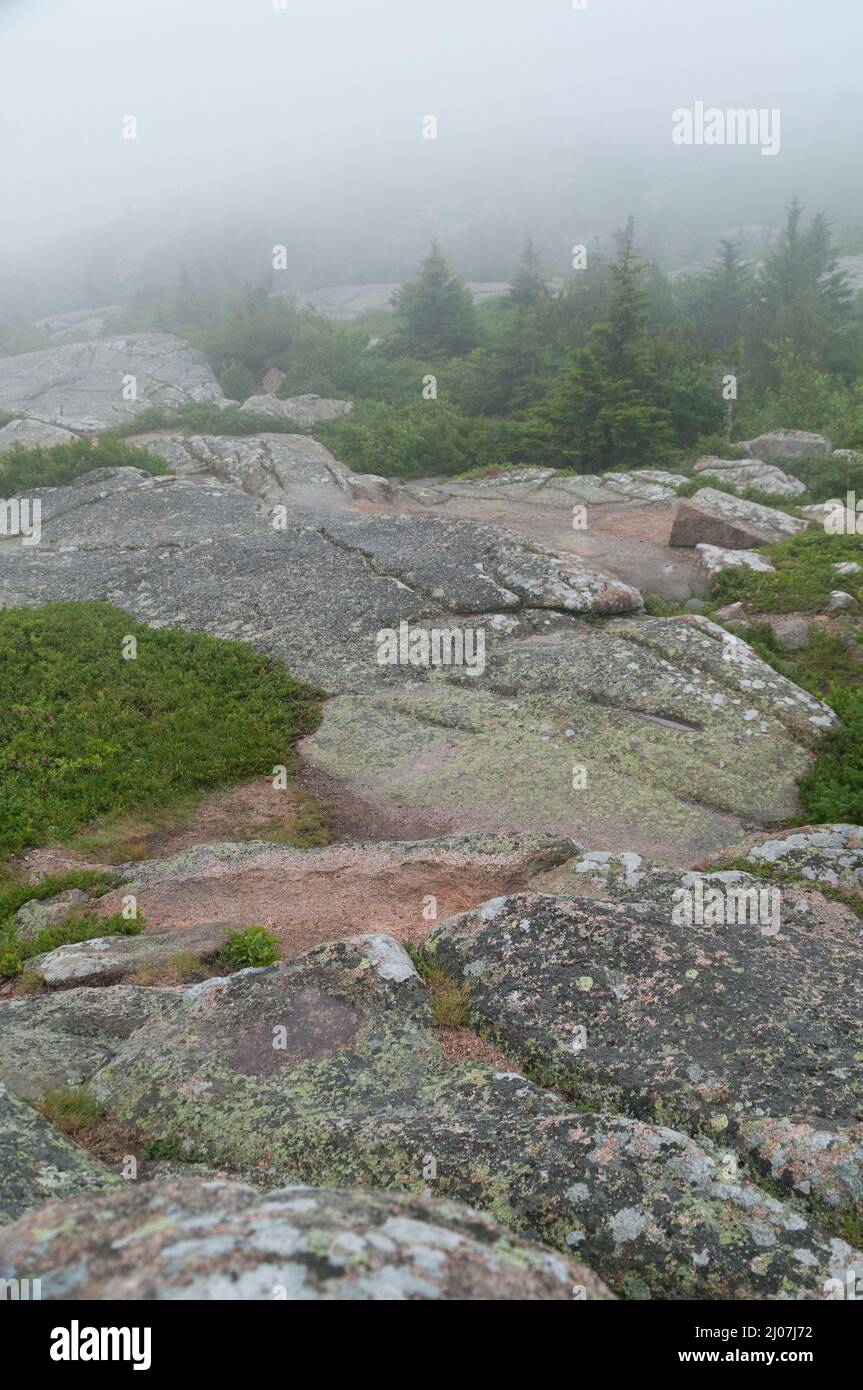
0;437;168;494
798;684;863;822
218;360;256;403
708;527;863;613
0;941;23;977
104;403;305;438
0;602;321;855
220;925;280;969
317;400;525;478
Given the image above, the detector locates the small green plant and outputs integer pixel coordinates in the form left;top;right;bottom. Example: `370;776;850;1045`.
40;1087;105;1134
0;941;23;977
138;1133;209;1164
708;527;863;614
410;950;472;1029
642;592;687;617
129;950;209;986
220;925;280;969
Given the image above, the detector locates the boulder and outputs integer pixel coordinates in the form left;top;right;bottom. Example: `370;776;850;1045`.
690;543;775;594
11;889;90;942
239;393;353;428
1;933;853;1297
740;429;832;459
26;922;234;987
834;561;862;577
670;488;808;548
0;1084;118;1227
0;1178;611;1300
701;825;863;892
260;367;286;395
693;456;805;497
762;614;812;651
0;418;78;455
136;431;353;510
0;334;224;432
427;889;863;1212
713;600;747;624
826;590;860;612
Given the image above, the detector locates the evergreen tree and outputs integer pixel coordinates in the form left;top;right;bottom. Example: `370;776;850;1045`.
696;239;752;353
754;201;852;375
391;241;479;356
529;227;673;470
509;239;548;309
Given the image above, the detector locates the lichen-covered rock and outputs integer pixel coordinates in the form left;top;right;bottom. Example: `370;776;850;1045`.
27;922;232;987
426;468;687;508
532;849;861;939
0;334;224;431
11;889;89;942
702;825;863;892
137;432;356;510
740;429;832;459
690;543;775;594
826;590;860;613
0;1178;611;1300
0;1084;119;1227
314;511;642;615
0;987;181;1101
3;933;854;1297
427;891;863;1212
761;614;813;652
693;457;806;497
0;468;642;699
670;488;808;549
305;615;837;861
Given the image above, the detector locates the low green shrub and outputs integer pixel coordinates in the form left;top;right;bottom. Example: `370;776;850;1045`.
220;925;280;969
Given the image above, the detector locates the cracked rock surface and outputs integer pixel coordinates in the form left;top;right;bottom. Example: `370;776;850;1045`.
0;934;857;1297
0;334;223;431
427;890;863;1212
304;616;836;861
0;467;834;860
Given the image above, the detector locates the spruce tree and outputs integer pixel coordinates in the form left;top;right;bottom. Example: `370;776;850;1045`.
530;228;673;469
509;239;547;309
391;241;479;356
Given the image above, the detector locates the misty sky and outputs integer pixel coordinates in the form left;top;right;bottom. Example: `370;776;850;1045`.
2;0;862;297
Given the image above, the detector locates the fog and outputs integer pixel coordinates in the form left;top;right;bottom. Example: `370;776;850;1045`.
2;0;862;314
